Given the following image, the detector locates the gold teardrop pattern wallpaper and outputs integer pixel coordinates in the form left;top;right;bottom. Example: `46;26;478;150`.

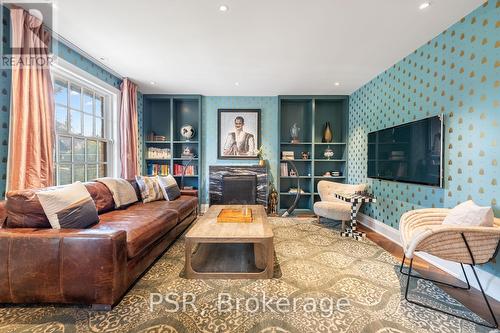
348;1;499;272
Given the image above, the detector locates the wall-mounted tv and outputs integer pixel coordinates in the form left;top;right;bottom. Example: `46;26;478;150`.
367;116;443;187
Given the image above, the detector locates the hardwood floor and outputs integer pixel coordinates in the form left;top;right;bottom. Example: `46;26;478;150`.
358;224;500;326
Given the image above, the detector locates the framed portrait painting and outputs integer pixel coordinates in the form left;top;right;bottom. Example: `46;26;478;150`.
217;109;261;159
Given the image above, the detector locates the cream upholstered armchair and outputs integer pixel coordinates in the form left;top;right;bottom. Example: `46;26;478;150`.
313;181;367;230
399;208;500;329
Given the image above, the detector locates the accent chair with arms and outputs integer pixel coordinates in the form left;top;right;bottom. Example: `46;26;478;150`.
313;181;367;230
399;208;500;328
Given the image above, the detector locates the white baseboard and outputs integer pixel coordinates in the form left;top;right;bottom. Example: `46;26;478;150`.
200;204;209;214
358;213;500;302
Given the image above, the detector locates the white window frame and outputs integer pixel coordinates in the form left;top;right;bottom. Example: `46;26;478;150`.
51;57;120;182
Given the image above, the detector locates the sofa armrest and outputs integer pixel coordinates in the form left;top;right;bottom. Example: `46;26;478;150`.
181;189;198;197
409;224;500;265
0;228;128;307
0;201;6;228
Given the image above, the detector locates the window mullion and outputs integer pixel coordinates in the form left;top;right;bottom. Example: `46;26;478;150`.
54;74;112;184
71;137;74;183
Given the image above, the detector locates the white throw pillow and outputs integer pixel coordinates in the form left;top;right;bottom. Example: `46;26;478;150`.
36;181;99;229
442;200;494;227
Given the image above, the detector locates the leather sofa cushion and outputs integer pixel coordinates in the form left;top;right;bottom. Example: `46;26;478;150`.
5;188;50;228
94;203;179;258
159;195;198;221
5;182;116;228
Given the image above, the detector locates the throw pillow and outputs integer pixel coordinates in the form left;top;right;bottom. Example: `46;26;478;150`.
96;177;138;208
36;182;99;229
442;200;494;227
157;175;181;201
135;175;164;203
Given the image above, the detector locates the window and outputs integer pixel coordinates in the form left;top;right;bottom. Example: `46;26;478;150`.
54;78;110;185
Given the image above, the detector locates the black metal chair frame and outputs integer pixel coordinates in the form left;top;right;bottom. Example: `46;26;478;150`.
400;233;499;329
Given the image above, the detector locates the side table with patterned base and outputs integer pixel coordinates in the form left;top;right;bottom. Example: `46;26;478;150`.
334;193;376;241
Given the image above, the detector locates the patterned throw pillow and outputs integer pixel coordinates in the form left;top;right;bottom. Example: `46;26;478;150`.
36;182;99;229
157;175;181;201
135;175;164;203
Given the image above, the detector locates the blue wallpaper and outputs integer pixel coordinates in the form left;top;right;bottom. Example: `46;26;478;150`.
201;96;279;204
54;41;122;89
348;1;499;275
0;6;11;197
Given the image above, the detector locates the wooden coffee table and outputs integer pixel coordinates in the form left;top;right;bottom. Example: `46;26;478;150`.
185;205;274;279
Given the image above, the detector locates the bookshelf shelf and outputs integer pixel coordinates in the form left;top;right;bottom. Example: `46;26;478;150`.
278;95;349;214
280;142;313;145
280;192;312;196
173;140;199;144
142;95;202;207
314;176;346;179
314;142;346;145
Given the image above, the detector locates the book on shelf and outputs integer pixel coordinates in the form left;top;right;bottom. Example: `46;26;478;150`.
280;162;289;177
281;151;294;160
173;164;197;176
147;163;169;176
147;147;171;159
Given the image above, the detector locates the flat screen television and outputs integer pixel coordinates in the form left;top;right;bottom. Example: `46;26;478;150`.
367;116;443;187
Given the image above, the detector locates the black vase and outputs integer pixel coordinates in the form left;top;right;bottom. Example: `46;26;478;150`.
322;122;333;143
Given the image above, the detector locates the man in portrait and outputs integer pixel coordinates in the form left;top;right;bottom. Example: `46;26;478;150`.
223;116;256;156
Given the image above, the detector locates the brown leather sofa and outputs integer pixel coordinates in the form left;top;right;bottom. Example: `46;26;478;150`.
0;180;198;310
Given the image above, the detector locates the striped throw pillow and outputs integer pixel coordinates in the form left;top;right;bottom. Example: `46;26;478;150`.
36;182;99;229
157;175;181;201
135;175;164;203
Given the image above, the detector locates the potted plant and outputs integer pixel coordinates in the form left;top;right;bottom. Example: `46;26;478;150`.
256;145;266;166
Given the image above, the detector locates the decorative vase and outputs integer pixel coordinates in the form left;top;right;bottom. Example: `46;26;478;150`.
322;122;333;143
290;123;300;143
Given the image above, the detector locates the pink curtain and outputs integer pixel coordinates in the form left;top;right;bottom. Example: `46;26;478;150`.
119;78;139;178
8;8;55;191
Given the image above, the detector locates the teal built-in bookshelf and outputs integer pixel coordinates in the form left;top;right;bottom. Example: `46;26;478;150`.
278;96;349;214
142;95;201;202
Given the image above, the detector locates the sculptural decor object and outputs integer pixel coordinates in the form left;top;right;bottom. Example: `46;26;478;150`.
290;123;300;143
323;146;334;159
181;147;194;157
322;122;333;143
180;124;195;141
267;183;278;216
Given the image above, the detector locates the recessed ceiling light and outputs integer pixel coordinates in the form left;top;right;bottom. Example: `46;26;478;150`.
219;4;228;12
150;81;156;85
419;2;430;10
334;82;340;86
234;82;240;86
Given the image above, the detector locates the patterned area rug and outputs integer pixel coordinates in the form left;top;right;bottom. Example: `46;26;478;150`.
0;218;493;333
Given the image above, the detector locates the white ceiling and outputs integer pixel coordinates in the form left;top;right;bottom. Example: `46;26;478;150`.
53;0;484;95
